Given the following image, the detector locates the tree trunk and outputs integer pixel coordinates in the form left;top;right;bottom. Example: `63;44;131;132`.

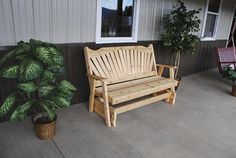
174;51;181;78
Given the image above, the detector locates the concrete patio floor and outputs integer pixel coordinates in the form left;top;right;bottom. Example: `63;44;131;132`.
0;69;236;158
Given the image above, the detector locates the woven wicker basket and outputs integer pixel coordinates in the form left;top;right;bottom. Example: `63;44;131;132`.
33;115;57;140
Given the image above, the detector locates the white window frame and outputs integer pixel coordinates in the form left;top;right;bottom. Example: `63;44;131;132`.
96;0;140;44
201;0;223;41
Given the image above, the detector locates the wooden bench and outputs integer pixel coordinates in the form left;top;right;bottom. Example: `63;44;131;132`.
215;47;236;73
84;44;178;127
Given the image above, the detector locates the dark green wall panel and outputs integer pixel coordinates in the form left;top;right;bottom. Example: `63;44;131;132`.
0;40;226;122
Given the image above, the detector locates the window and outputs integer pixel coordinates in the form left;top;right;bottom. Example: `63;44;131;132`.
96;0;140;43
202;0;223;40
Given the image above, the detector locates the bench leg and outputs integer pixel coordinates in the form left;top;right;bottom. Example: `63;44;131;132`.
111;111;117;127
103;102;111;127
165;91;176;105
102;82;111;127
89;79;95;112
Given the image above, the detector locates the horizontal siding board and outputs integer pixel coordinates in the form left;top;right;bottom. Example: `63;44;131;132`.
33;0;51;41
0;0;234;45
12;0;34;42
79;0;96;42
0;0;15;46
216;0;235;39
68;0;81;42
51;0;67;43
138;0;163;41
138;0;207;41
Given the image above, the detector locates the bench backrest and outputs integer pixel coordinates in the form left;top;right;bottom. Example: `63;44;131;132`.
84;44;157;86
215;47;236;73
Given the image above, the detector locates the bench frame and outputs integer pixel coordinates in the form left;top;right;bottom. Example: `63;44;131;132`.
84;45;177;127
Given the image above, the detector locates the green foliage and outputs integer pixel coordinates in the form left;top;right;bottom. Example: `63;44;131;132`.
10;101;34;122
38;85;54;96
0;41;30;66
41;70;55;82
34;46;52;65
0;93;18;116
40;101;56;121
47;64;65;74
0;39;77;122
0;65;19;78
18;59;44;81
223;66;236;82
17;82;37;93
60;80;77;91
161;0;201;54
53;96;70;107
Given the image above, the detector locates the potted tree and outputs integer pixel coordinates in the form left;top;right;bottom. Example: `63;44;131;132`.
161;0;201;88
0;39;77;140
223;65;236;96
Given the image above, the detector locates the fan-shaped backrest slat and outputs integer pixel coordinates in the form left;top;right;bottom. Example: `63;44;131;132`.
85;45;157;86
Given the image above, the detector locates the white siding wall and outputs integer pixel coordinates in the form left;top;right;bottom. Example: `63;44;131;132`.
0;0;235;46
216;0;235;39
0;0;96;46
137;0;207;40
0;0;15;45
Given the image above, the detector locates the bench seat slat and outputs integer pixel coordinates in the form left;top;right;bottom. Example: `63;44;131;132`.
96;75;162;92
96;76;177;104
94;71;157;87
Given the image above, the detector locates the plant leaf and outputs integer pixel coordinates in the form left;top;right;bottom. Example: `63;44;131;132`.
48;46;62;55
30;39;43;52
45;100;60;109
34;46;52;65
40;101;56;121
53;96;70;107
0;65;19;79
15;54;29;61
38;85;54;96
0;42;30;66
0;50;15;66
30;39;43;46
17;82;37;93
41;70;55;81
10;101;34;122
57;85;73;96
0;93;17;116
52;54;64;65
18;59;43;81
47;64;65;73
55;92;73;101
59;80;77;91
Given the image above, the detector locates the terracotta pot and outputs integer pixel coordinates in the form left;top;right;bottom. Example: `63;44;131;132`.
175;76;182;91
232;85;236;97
32;114;57;140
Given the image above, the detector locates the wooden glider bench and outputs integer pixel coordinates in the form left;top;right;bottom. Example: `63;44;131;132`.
84;44;178;127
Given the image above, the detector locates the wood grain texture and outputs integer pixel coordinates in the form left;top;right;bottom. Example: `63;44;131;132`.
85;44;178;127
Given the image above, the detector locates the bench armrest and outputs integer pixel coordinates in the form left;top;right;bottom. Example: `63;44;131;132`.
156;64;176;78
87;74;108;81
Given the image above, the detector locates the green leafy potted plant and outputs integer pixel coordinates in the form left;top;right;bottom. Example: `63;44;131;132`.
0;39;77;139
223;65;236;96
161;0;201;88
